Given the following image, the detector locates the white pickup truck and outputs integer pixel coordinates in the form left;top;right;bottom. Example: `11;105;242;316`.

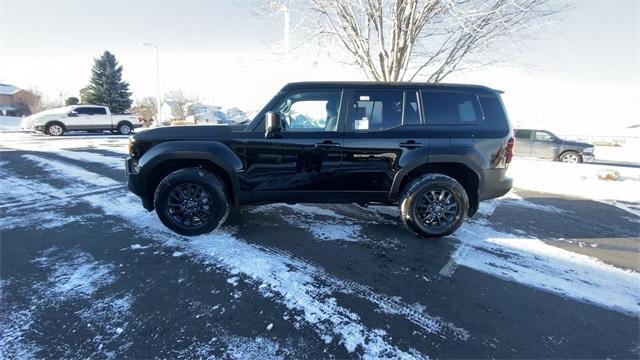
20;105;139;136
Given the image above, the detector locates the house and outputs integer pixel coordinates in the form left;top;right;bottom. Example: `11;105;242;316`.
0;84;38;117
160;100;247;125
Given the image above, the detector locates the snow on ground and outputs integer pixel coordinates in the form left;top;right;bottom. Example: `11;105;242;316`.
477;191;565;217
23;155;119;187
24;154;466;358
0;132;129;154
508;158;640;210
0;116;22;131
594;145;640;164
451;218;640;316
1;248;134;359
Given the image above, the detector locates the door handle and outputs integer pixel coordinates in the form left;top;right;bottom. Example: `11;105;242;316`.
315;141;341;147
399;140;423;148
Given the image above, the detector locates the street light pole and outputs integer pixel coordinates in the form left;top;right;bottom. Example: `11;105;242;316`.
141;42;162;127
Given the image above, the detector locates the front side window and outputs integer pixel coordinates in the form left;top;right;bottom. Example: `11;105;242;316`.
74;107;91;115
534;131;554;142
348;90;403;131
274;90;341;132
422;91;483;124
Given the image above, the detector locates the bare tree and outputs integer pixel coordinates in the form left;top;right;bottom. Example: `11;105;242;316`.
131;97;157;127
250;0;568;82
163;90;199;121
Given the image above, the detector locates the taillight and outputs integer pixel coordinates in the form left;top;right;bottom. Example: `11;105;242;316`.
506;137;515;164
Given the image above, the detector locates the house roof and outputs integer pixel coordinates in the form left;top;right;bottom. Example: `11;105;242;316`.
0;84;22;95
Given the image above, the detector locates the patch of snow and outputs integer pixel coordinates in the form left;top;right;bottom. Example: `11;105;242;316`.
36;250;115;299
172;251;184;257
224;336;287;360
23;154;119;187
53;149;125;170
452;219;640;316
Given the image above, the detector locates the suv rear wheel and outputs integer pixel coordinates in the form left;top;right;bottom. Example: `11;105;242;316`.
400;174;469;238
154;168;230;236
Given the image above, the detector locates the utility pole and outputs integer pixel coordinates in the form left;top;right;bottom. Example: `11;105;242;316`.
141;42;162;127
282;3;290;61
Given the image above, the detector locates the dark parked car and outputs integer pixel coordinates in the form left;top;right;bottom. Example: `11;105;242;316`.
126;82;514;238
514;129;595;163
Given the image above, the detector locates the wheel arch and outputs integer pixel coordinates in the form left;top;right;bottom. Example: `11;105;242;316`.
45;120;66;130
557;149;582;162
138;141;244;209
391;158;481;217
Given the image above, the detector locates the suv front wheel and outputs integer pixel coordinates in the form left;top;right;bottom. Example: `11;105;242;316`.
154;168;230;236
400;174;469;238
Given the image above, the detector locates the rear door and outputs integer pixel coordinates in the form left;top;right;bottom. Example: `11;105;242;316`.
340;88;425;200
89;107;109;128
514;129;533;156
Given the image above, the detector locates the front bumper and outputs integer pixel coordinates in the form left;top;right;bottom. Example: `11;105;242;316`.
125;156;154;211
582;153;595;162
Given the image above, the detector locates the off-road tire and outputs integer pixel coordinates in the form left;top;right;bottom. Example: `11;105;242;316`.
154;168;230;236
399;173;469;238
45;122;65;136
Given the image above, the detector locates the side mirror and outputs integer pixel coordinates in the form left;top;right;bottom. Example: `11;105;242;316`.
265;111;282;138
68;111;78;117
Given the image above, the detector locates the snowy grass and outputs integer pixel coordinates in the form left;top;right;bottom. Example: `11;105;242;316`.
508;158;640;203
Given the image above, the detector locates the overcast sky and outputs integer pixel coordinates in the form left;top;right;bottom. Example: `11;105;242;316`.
0;0;638;135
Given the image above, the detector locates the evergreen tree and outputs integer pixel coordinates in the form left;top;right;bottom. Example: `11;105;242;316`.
65;97;79;106
81;51;132;113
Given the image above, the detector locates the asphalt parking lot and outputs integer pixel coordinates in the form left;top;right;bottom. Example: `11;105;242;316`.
1;132;639;359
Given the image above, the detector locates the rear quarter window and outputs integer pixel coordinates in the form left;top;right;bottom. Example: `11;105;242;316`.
422;90;483;125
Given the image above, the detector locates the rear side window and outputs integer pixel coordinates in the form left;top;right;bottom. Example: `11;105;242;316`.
75;107;91;115
515;130;532;139
92;107;107;115
348;90;403;131
422;91;483;124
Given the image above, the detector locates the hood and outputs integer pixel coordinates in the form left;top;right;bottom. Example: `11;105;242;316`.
560;140;593;148
132;125;239;141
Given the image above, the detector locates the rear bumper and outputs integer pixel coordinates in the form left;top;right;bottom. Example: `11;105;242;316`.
125;156;154;211
479;168;513;200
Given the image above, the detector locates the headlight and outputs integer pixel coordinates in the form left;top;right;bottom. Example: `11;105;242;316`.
582;147;594;154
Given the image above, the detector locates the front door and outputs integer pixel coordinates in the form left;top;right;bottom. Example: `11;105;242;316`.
531;130;558;159
249;89;345;201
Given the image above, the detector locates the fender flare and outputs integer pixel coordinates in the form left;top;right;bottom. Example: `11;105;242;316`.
138;141;244;206
389;154;483;200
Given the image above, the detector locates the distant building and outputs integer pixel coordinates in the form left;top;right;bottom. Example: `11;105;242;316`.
0;83;38;117
160;100;248;125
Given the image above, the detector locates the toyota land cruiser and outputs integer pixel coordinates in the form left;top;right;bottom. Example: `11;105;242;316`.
125;82;514;238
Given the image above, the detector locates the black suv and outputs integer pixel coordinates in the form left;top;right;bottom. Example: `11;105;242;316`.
126;82;514;238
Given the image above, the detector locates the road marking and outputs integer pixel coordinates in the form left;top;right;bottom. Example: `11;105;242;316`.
439;245;472;278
